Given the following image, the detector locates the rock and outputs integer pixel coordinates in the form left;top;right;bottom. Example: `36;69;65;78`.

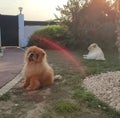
83;71;120;112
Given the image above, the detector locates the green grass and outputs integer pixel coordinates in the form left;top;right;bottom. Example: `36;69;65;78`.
83;51;120;75
73;86;120;118
0;93;11;101
41;50;120;118
54;101;80;113
0;50;120;118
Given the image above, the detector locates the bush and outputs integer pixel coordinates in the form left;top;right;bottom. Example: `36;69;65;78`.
27;24;117;52
27;25;73;49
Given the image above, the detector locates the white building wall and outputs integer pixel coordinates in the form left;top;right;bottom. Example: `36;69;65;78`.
18;13;47;47
24;25;46;46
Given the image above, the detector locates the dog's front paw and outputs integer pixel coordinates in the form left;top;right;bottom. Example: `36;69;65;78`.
23;82;29;88
26;85;39;91
26;87;34;91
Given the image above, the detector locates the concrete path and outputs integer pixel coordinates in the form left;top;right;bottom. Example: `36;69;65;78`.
0;47;24;88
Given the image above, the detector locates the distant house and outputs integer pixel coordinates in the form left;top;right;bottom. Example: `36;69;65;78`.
0;14;55;47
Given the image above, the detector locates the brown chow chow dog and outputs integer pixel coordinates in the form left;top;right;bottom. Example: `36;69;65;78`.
22;46;54;91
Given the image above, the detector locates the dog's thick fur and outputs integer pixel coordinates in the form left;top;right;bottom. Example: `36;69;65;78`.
22;46;54;91
83;43;105;60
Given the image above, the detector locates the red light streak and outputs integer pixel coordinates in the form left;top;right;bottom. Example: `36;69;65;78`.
34;36;85;75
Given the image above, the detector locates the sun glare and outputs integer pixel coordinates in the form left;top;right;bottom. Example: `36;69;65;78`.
25;0;66;12
23;0;67;20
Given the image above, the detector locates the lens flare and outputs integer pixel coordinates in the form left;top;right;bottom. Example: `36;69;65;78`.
34;36;85;75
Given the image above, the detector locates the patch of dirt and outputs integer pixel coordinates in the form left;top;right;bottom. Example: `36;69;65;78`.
0;80;52;118
26;101;46;118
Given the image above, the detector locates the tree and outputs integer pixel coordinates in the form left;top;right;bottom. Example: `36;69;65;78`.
113;0;120;58
56;0;88;40
55;0;117;49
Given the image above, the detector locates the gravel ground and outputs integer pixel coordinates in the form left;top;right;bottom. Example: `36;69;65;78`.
83;71;120;112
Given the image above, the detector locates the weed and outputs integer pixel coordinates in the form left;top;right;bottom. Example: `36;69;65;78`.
54;101;80;113
0;93;11;101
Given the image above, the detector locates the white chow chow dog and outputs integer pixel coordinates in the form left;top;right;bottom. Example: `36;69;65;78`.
83;43;105;60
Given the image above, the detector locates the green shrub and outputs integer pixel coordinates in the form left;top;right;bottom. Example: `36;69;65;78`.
27;25;73;49
34;25;67;37
27;24;117;51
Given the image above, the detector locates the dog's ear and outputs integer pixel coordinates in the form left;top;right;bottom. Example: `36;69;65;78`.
41;50;46;59
37;50;46;63
24;48;31;63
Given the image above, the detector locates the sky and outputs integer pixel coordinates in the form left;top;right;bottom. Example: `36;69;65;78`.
0;0;67;21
